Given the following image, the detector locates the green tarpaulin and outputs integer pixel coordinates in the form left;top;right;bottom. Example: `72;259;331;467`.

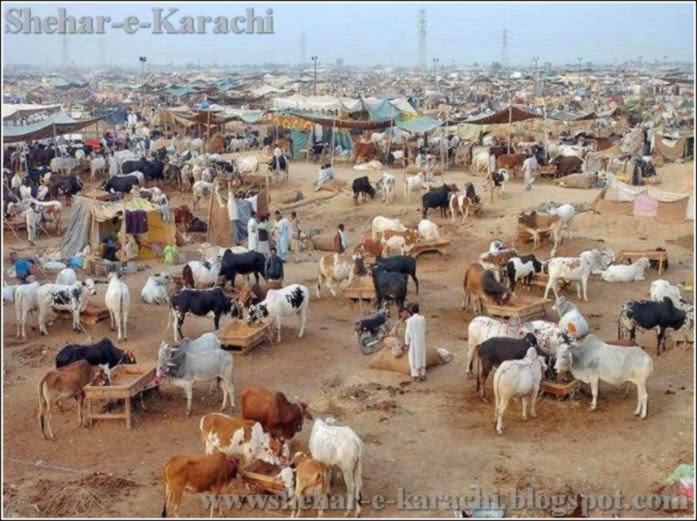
3;111;101;144
395;116;443;133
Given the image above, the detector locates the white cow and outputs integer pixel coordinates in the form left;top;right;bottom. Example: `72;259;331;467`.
141;272;172;305
381;235;412;256
544;250;608;302
650;280;688;309
50;157;78;175
471;150;491;175
493;347;548;434
14;281;41;339
376;172;396;204
37;279;96;335
316;253;361;298
247;284;310;343
90;156;107;181
601;257;650;283
371;216;407;241
55;268;77;285
465;316;524;374
555;334;653;418
237;156;259;174
182;256;222;288
105;272;131;341
546;204;576;240
25;203;42;245
192;181;214;210
417;219;439;241
553;297;590;338
404;174;425;204
309;417;364;517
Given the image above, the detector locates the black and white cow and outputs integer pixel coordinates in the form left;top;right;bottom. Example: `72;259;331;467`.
36;280;97;335
618;297;692;355
55;337;137;368
422;184;458;219
247;284;310;343
506;254;543;293
102;175;141;194
170;287;240;343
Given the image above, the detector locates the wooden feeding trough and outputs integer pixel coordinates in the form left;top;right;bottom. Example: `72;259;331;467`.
409;239;451;260
540;379;581;401
529;272;572;293
218;320;273;354
84;363;157;429
56;304;110;325
239;461;284;495
486;296;550;321
343;276;375;303
619;249;668;275
514;223;553;248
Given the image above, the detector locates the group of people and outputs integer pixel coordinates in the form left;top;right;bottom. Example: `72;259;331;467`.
246;210;303;284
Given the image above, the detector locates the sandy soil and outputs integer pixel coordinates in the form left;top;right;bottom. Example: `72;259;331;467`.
3;158;695;518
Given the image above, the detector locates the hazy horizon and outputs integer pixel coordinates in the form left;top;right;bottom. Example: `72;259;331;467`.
3;1;695;68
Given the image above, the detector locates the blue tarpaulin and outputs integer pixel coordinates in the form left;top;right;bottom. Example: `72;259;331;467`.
290;128;311;160
394;116;443;133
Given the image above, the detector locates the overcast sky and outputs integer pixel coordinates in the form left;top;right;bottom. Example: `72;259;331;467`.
3;1;695;67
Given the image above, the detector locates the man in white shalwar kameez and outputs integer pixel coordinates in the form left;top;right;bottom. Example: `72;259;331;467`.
247;212;259;251
404;303;427;381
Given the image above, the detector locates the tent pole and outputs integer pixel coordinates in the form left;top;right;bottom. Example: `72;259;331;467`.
206;182;215;243
207;110;211;140
330;117;336;167
508;101;513;154
385;118;394;165
52;124;58;156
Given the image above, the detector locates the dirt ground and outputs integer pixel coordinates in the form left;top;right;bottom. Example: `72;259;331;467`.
3;158;695;518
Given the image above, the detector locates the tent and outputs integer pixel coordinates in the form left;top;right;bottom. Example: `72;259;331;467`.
594;174;694;223
60;195;176;259
654;132;694;161
2;111;100;144
2;103;62;121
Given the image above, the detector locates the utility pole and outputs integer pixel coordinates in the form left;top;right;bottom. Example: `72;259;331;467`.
501;25;509;69
312;55;318;95
432;57;439;80
417;9;427;71
532;56;539;94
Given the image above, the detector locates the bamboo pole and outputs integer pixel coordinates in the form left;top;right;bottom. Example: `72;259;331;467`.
52;124;58;157
384;118;394;165
330;118;337;167
205;182;215;243
507;101;513;154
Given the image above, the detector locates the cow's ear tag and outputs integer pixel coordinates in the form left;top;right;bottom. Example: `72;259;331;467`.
567;323;577;335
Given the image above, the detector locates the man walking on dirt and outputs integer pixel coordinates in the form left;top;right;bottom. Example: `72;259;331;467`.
405;303;427;382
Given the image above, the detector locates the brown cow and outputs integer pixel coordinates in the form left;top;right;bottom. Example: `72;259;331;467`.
241;388;312;441
551;155;584;177
38;360;110;440
354;237;383;258
462;263;511;314
496;154;525;178
207;133;225;154
173;205;195;231
517;211;563;254
352;142;377;164
161;452;239;518
277;451;330;518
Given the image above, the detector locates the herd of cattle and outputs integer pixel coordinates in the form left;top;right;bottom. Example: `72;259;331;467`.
3;124;694;517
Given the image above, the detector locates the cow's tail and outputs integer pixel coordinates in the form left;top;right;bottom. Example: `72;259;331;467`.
38;377;47;438
161;477;170;517
119;285;124;334
353;444;364;508
182;265;194;288
475;344;482;393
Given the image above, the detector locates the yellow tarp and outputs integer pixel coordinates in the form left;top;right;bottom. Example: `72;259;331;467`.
138;211;177;259
91;197;158;221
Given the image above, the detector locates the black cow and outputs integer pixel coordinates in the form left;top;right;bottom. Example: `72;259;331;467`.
352;176;376;205
422;184;457;219
121;159;147;175
102;175;141;193
618;297;691;355
47;174;84;200
374;255;419;294
170;287;239;341
142;160;165;184
219;250;267;288
463;182;481;204
475;333;543;398
213;159;237;174
505;254;543;293
55;337;136;368
371;264;407;310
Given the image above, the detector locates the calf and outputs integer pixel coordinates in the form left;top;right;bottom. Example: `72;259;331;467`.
14;281;40;339
601;257;650;283
493;347;548;434
219;249;267;288
37;280;96;335
161;453;239;518
462;263;511;314
374;254;419;294
475;333;541;398
417;219;439;241
55;268;77;286
241;387;313;441
649;280;686;309
546;203;576;240
371;264;407;310
371;215;407;241
618;297;690;355
56;337;136;368
465;316;525;374
247;284;310;343
375;172;396;204
486;169;510;201
496;154;525;177
102;175;140;194
555;334;653;417
479;248;518;283
38;360;110;440
422;183;457;219
141;272;172;305
506;255;543;293
351;176;376;205
309;417;364;517
156;339;235;416
105;272;131;341
449;183;480;223
192;180;214;210
199;413;282;467
170;287;238;343
544;250;608;302
353;237;383;259
277;452;330;518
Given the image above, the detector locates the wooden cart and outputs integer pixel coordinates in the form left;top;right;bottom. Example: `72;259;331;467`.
486;298;550;321
218;320;273;354
84;363;157;429
619;249;668;275
409;239;451;260
56;304;110;325
540;379;581;401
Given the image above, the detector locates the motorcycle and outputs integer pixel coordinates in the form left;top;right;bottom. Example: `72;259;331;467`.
354;305;392;355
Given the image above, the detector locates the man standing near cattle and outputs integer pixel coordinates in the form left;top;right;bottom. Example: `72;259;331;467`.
522;155;539;191
257;214;271;258
334;223;349;254
247;211;259;251
274;210;291;262
405;303;427;382
266;247;284;284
